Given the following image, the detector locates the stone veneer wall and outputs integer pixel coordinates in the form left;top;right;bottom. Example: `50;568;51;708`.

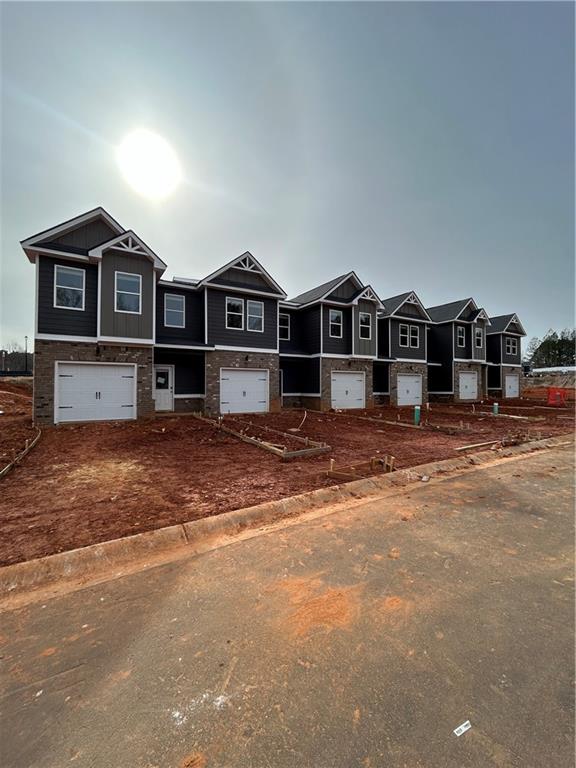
33;340;154;426
501;366;523;398
453;361;486;401
204;350;280;415
389;361;428;407
320;357;374;410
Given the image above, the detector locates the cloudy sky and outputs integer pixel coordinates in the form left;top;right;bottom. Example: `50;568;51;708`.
1;1;573;348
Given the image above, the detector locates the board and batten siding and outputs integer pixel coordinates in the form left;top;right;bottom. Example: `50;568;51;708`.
352;300;377;357
454;323;472;358
390;318;426;361
37;256;98;337
100;251;154;340
322;304;352;355
206;289;278;349
155;286;205;346
472;324;486;361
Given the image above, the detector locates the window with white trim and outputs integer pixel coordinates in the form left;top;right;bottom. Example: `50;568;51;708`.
247;300;264;332
359;312;371;340
505;337;518;355
164;294;185;328
475;328;483;348
54;265;85;310
329;309;343;338
457;326;466;347
279;313;290;341
409;325;419;348
399;324;409;347
115;272;141;314
226;297;244;329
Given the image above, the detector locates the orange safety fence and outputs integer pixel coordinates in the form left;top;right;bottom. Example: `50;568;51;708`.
547;387;569;407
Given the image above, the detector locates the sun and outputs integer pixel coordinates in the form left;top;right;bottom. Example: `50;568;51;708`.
116;129;182;199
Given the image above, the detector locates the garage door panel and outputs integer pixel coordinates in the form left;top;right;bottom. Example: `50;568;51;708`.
459;371;478;400
331;372;365;409
397;374;422;406
220;369;269;414
56;363;136;423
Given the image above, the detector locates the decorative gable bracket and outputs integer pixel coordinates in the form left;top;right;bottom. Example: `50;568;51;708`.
234;254;262;273
354;285;384;308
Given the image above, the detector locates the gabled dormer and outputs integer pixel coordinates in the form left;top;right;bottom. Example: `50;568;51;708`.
427;297;490;362
195;252;285;352
377;290;431;362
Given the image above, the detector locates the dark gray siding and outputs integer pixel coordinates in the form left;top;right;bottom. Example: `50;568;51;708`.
395;303;428;320
373;362;390;393
154;349;205;395
323;304;352;355
487;365;501;389
40;218;118;253
353;300;377;357
502;334;522;365
37;256;97;337
391;318;426;361
486;335;501;364
156;286;205;345
427;324;454;392
326;277;359;302
206;288;278;349
280;356;320;394
454;323;471;358
279;306;321;355
100;251;154;340
377;318;390;358
472;323;487;361
209;266;278;293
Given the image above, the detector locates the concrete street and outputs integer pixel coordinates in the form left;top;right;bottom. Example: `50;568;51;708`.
1;446;574;768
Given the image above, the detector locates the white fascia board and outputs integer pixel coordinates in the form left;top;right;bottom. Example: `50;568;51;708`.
205;283;285;299
213;345;279;353
36;333;97;343
155;343;214;351
158;280;200;292
24;248;91;264
97;336;155;346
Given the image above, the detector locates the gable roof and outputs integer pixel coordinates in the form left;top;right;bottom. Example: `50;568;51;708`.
487;313;527;336
381;290;432;321
426;298;477;323
21;207;125;262
289;272;363;306
198;251;286;297
89;231;167;272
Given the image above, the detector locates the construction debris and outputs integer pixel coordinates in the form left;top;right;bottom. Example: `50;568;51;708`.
326;455;396;482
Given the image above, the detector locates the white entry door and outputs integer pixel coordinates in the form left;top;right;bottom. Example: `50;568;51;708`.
505;374;519;398
55;362;136;423
397;374;422;406
220;368;269;414
331;371;365;409
154;366;174;411
459;371;478;400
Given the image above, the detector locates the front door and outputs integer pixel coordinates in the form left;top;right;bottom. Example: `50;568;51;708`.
154;366;174;411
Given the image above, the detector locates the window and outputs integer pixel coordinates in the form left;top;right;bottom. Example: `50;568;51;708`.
279;313;290;341
164;294;185;328
475;328;483;348
54;265;85;310
226;297;244;329
457;326;466;347
399;324;409;347
408;325;418;347
115;272;141;314
359;312;371;340
329;309;343;338
505;337;518;355
247;300;264;332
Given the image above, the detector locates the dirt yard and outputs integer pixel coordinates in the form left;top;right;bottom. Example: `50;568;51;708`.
0;391;572;567
0;379;36;467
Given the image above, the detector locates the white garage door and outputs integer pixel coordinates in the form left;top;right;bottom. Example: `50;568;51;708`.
56;363;136;423
505;374;519;398
397;374;422;406
459;371;478;400
220;368;269;414
331;371;365;409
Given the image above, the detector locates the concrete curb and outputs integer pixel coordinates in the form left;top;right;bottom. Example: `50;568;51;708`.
1;435;571;599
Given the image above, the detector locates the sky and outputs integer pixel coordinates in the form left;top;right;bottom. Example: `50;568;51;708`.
1;1;574;349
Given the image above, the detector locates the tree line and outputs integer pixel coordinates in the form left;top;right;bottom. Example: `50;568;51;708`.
524;329;575;368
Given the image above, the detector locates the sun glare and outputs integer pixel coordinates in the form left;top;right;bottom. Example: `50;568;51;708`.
116;129;182;199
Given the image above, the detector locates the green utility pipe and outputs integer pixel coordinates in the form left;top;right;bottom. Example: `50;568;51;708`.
414;405;421;426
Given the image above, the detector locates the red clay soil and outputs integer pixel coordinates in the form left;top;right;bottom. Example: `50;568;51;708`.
0;405;571;567
0;382;37;467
